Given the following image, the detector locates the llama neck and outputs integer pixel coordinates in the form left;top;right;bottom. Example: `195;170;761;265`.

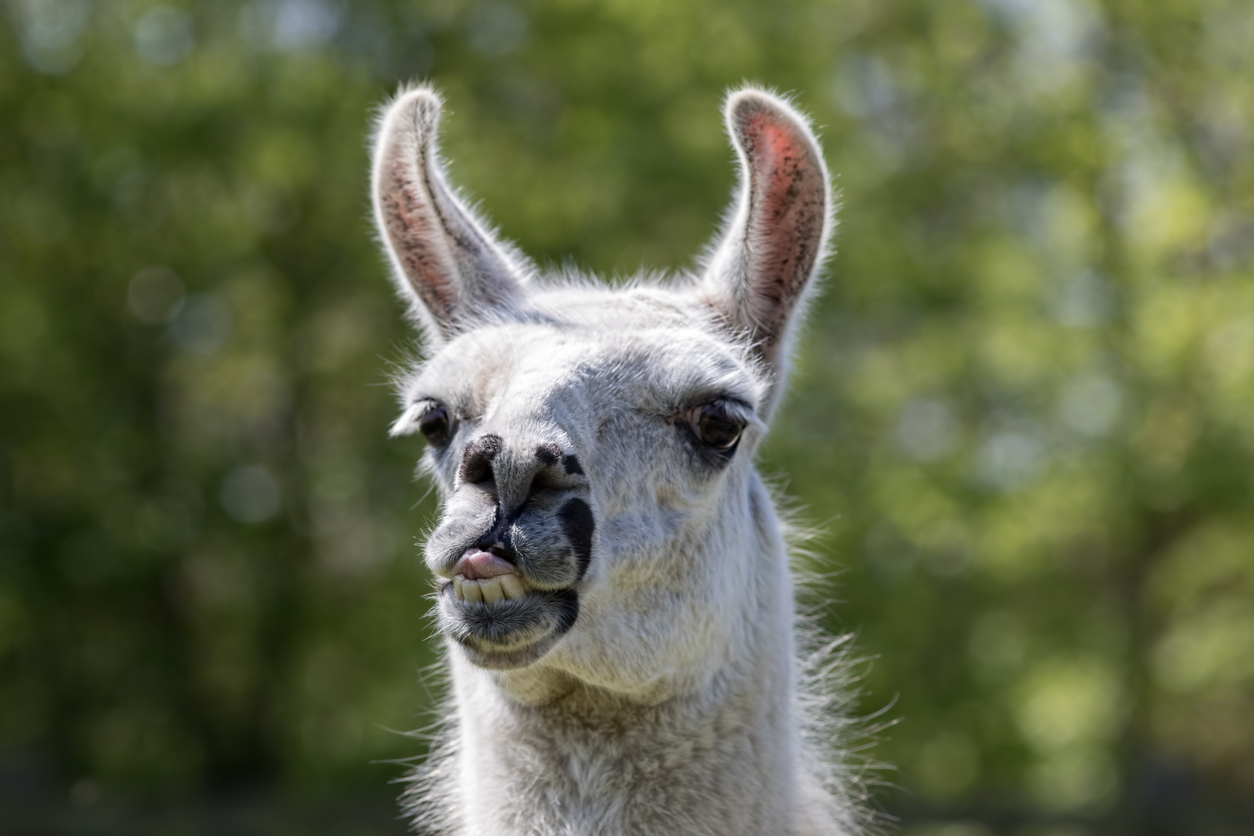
449;630;800;836
442;489;815;835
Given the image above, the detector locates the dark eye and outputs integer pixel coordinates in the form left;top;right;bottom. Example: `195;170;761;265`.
417;403;453;447
688;401;745;455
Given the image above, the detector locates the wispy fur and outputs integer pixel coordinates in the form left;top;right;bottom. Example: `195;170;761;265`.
370;83;880;835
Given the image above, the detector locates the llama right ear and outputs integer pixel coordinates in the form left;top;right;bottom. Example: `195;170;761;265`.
372;86;523;342
698;89;833;374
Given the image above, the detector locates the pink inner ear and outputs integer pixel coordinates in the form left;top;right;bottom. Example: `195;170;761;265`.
755;113;805;161
384;156;460;321
738;112;825;335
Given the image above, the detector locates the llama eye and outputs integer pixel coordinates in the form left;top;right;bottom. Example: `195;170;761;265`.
689;402;745;454
417;403;453;447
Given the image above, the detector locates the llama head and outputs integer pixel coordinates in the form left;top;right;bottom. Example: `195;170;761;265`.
372;86;832;692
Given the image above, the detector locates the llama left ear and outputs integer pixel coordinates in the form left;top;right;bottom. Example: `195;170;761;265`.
372;86;524;344
699;89;834;374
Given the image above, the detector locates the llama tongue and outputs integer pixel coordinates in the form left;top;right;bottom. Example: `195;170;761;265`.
454;549;518;581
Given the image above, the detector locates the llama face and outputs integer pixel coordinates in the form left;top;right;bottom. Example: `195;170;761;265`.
393;295;769;671
372;86;831;684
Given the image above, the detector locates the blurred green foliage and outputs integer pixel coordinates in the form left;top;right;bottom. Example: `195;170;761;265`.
1;0;1252;833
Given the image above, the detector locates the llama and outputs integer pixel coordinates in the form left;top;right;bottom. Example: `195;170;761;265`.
371;83;871;835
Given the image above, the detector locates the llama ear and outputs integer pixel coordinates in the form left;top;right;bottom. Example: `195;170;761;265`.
372;86;523;341
699;89;833;370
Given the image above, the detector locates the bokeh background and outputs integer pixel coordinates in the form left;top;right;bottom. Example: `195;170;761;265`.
2;0;1253;834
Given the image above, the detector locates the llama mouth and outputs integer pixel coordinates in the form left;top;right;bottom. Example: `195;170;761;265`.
437;579;580;670
447;547;534;604
433;546;581;668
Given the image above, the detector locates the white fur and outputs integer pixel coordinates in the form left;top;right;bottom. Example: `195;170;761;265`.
371;83;875;836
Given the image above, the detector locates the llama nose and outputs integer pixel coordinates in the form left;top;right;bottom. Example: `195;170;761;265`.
458;434;584;513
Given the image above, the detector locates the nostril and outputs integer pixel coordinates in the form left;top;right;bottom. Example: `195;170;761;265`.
463;458;492;485
530;445;585;498
535;444;584;478
460;434;503;485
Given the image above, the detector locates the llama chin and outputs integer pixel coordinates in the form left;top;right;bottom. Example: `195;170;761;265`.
371;83;874;836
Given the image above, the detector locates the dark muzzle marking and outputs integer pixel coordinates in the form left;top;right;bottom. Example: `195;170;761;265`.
558;498;594;580
474;505;520;562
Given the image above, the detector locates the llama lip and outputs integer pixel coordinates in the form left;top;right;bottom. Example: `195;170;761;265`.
437;549;580;670
452;548;518;581
439;582;581;670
